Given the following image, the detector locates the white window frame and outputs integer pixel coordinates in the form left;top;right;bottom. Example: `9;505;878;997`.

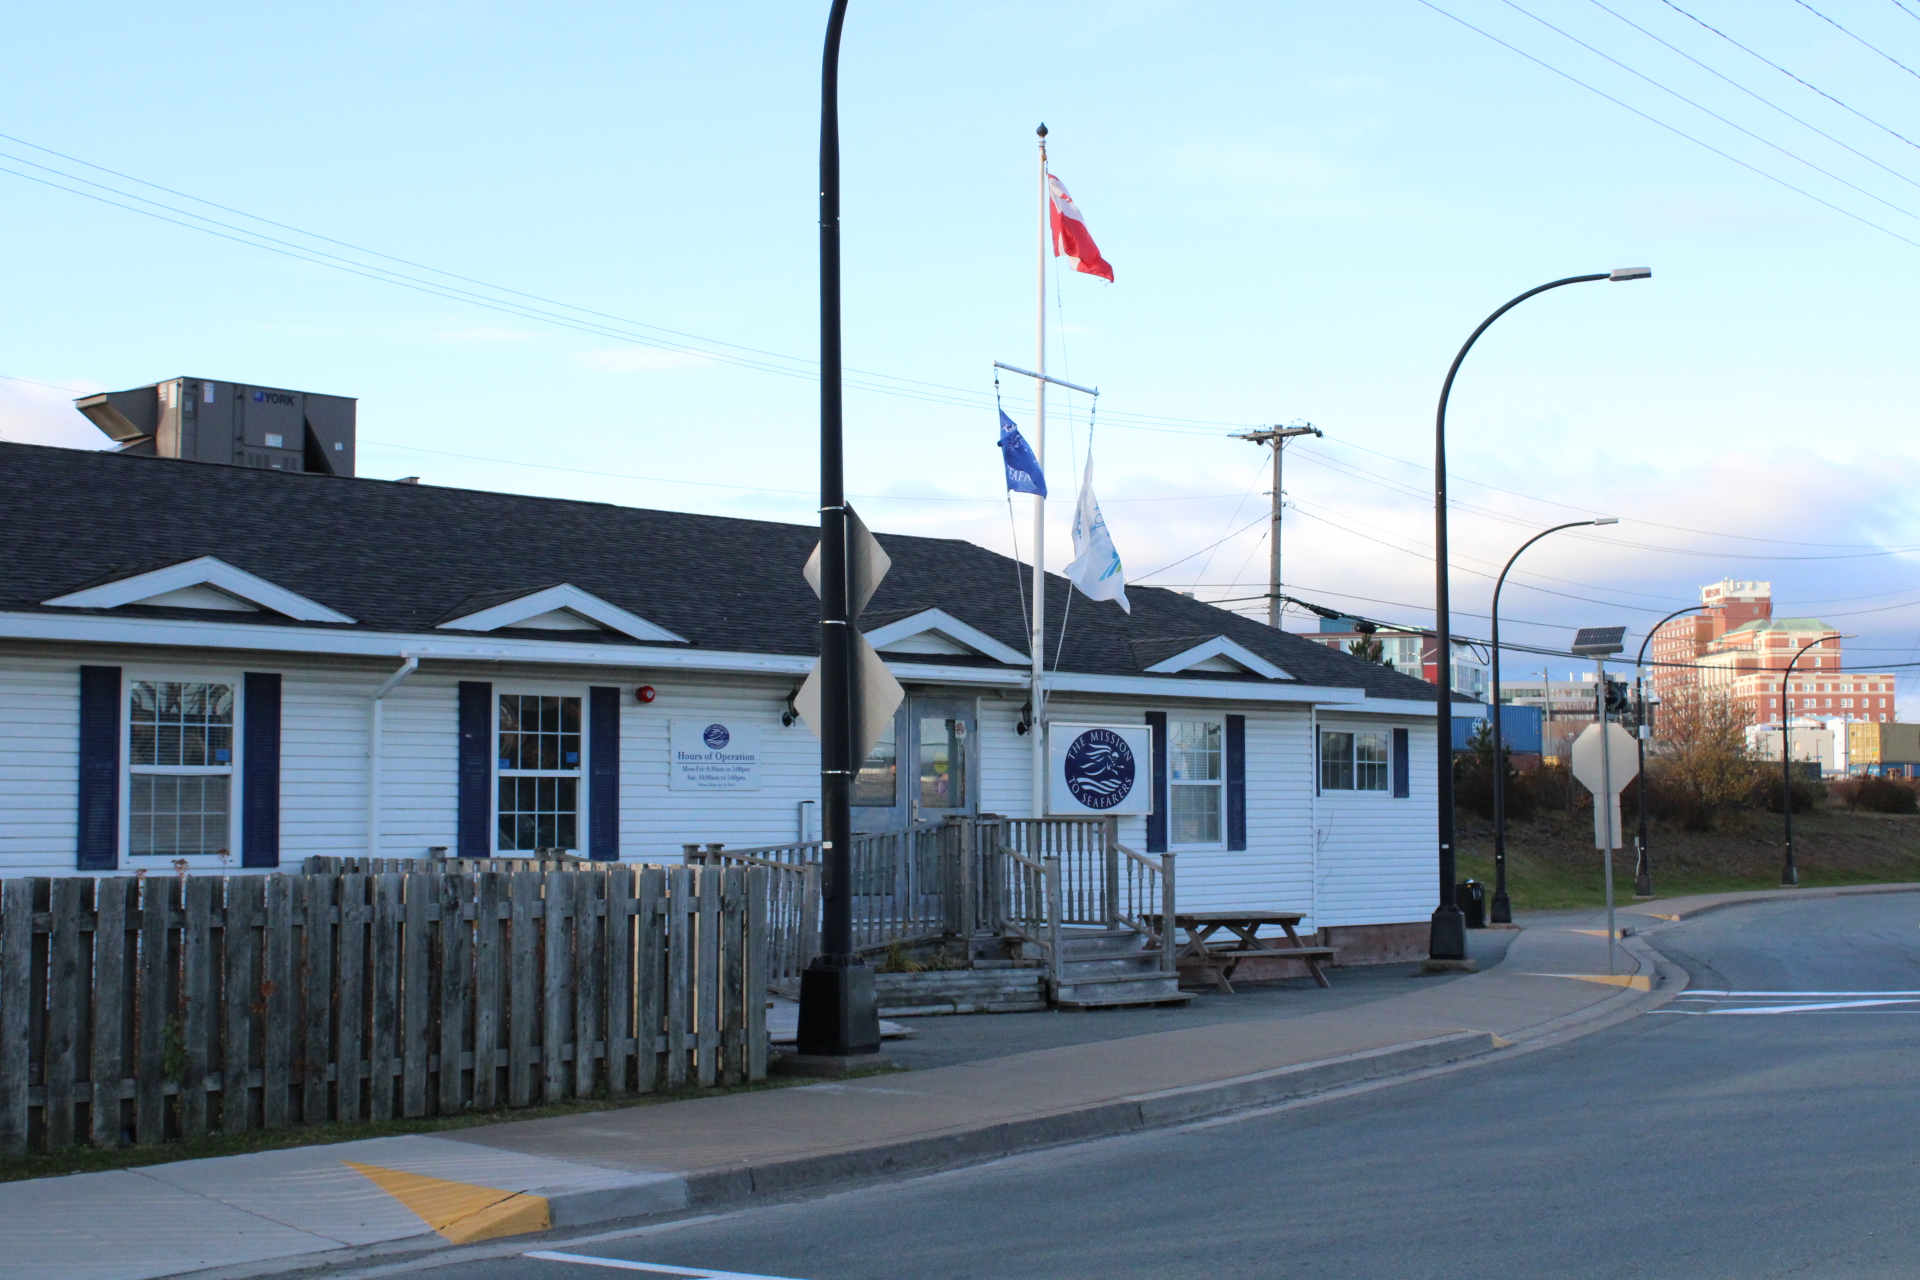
121;666;245;865
1166;714;1226;851
492;684;591;856
1318;724;1392;796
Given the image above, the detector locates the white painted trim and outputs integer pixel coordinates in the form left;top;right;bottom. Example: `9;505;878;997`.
436;583;687;644
1047;671;1370;706
1314;696;1473;719
0;609;1430;711
1142;635;1290;680
44;556;356;624
862;608;1027;666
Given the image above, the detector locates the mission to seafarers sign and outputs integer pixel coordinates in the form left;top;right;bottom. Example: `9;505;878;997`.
1047;723;1154;816
670;718;763;790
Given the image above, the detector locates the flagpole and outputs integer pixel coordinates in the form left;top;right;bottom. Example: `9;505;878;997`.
1031;122;1049;820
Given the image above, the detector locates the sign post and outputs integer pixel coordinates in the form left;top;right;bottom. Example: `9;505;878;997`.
1570;627;1635;974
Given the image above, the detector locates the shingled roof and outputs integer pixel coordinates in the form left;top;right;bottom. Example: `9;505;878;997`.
0;442;1459;704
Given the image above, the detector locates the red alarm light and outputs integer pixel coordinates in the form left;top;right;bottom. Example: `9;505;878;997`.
635;685;657;704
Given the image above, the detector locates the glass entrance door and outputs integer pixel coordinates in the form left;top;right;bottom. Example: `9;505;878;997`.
850;696;976;833
909;697;974;825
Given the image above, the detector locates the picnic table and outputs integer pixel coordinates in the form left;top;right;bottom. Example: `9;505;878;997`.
1142;911;1337;993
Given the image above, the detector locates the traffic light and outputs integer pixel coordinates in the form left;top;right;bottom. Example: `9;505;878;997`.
1604;678;1631;718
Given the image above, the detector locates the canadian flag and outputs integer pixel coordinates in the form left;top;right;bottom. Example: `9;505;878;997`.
1047;174;1114;283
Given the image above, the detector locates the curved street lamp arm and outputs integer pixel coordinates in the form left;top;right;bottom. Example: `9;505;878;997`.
1492;521;1606;627
1637;604;1708;670
1435;275;1610;433
1430;269;1619;958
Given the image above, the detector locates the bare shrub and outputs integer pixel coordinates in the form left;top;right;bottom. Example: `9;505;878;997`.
1648;689;1756;831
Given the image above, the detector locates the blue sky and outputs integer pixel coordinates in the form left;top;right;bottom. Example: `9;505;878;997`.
4;1;1919;703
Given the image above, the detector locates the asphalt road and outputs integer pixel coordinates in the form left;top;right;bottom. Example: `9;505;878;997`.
416;894;1920;1280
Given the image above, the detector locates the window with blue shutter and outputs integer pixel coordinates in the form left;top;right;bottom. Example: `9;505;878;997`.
1145;710;1168;853
1226;714;1246;850
1393;727;1410;798
241;672;282;867
77;666;121;870
588;686;620;861
457;681;493;858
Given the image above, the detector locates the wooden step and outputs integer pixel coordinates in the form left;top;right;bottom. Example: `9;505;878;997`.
1054;970;1191;1009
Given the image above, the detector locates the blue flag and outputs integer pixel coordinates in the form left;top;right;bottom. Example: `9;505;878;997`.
998;411;1047;497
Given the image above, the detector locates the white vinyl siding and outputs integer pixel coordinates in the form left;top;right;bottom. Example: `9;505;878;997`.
1313;715;1434;928
0;643;1437;938
0;659;80;876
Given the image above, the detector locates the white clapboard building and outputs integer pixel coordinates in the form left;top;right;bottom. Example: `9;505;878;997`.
0;441;1464;960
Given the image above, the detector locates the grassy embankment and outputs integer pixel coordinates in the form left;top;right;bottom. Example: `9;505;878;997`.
1454;802;1920;911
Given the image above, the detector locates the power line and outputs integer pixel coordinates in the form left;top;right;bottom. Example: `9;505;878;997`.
1501;0;1920;226
1660;0;1920;154
1316;434;1920;550
1413;0;1920;251
1791;0;1920;81
1586;0;1920;194
0;133;1255;438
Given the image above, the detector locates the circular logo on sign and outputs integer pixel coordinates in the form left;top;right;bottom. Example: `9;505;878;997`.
1064;729;1135;810
702;723;731;750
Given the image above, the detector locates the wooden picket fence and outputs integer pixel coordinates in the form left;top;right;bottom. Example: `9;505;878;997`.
0;864;768;1156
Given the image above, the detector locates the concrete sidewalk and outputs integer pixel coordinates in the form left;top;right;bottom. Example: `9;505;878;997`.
4;895;1774;1280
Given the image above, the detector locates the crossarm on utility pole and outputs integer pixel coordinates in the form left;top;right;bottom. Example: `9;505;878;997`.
1232;425;1320;629
992;362;1100;397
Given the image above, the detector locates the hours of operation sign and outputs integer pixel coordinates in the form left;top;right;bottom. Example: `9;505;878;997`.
670;718;762;790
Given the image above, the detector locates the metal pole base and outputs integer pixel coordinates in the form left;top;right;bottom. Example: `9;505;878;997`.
1781;860;1799;888
1489;892;1512;925
1429;904;1468;960
795;959;882;1058
1633;874;1654;898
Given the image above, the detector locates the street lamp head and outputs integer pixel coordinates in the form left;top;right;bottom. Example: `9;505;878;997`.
1590;516;1620;526
1609;266;1652;282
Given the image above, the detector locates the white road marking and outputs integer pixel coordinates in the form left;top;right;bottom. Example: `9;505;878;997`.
1680;990;1920;998
526;1249;810;1280
1706;999;1920;1015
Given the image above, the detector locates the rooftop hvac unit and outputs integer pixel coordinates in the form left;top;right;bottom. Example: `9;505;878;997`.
75;377;356;477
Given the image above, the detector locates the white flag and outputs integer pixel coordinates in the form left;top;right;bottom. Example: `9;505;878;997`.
1065;456;1130;613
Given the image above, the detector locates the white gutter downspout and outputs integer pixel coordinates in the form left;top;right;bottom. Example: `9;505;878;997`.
368;655;419;858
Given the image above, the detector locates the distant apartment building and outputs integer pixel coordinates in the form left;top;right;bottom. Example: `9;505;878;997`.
1307;618;1489;701
1649;579;1894;729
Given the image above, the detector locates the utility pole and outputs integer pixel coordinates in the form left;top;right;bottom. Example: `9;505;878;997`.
1232;424;1321;627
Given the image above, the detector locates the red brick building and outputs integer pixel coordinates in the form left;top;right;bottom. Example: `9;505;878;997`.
1651;580;1893;728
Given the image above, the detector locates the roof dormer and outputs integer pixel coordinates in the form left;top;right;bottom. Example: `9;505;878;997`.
43;556;356;623
435;583;686;643
1136;634;1290;680
862;608;1027;665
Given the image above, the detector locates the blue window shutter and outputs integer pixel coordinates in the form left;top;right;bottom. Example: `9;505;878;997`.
1145;711;1168;853
241;672;282;867
1226;714;1246;851
457;681;493;858
588;686;620;861
77;665;121;870
1393;727;1410;798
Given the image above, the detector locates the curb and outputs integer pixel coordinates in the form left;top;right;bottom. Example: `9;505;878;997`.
674;1031;1498;1209
1634;881;1920;925
163;1032;1501;1280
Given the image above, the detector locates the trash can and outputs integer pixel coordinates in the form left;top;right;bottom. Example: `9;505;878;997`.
1455;879;1486;929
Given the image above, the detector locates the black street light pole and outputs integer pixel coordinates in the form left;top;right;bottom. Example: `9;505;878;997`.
1488;518;1615;924
794;0;880;1065
1779;634;1827;889
1632;604;1705;897
1429;267;1649;961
